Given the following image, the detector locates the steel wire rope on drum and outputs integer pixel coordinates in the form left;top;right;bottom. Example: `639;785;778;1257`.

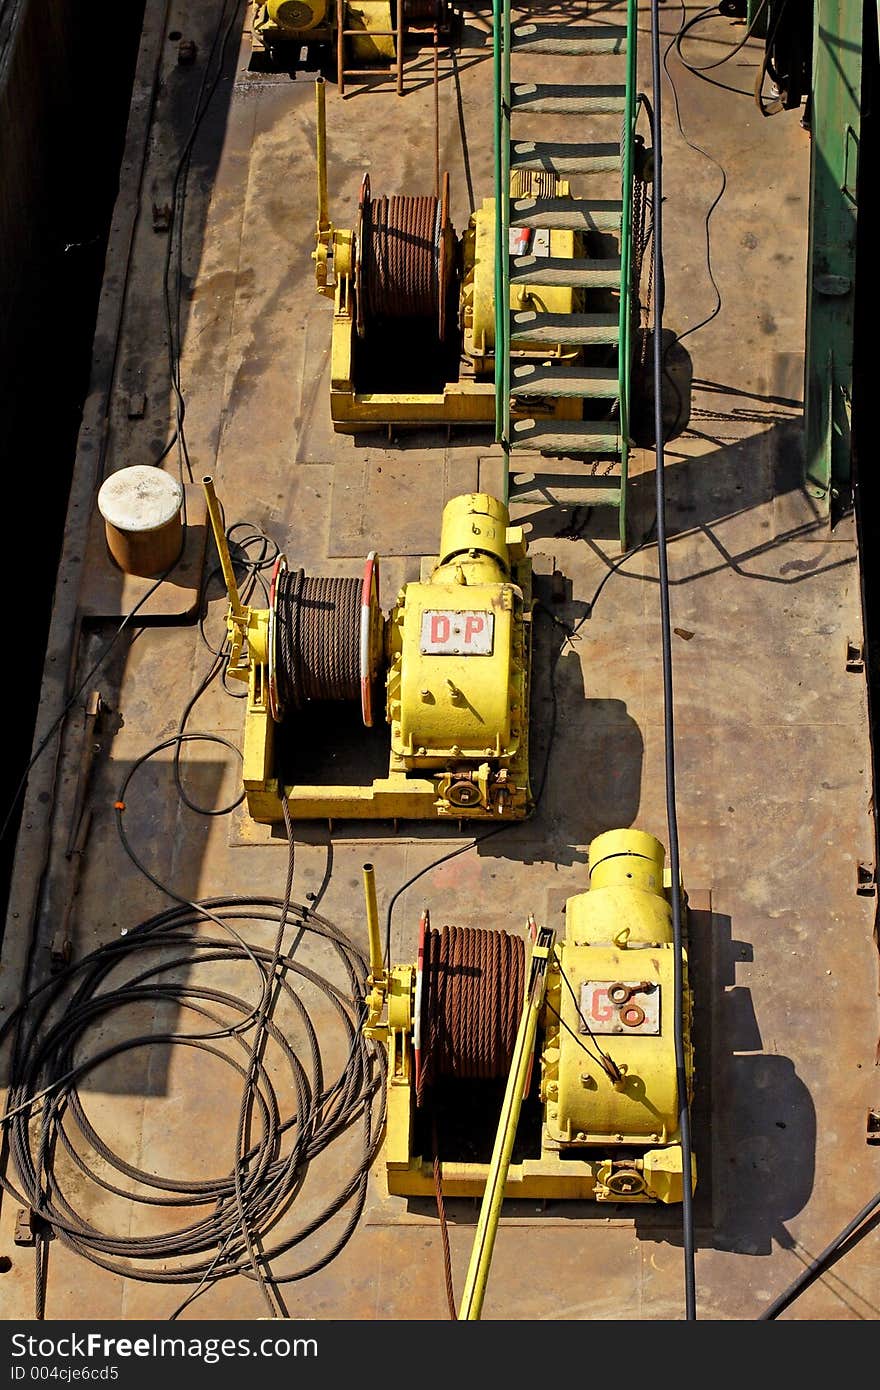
274;568;362;712
361;191;443;327
415;924;525;1107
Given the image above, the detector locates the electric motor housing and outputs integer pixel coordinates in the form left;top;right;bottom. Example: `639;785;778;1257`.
541;829;695;1203
262;0;329;33
386;494;531;815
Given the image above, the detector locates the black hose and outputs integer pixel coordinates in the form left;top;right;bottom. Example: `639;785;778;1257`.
650;0;698;1320
0;892;387;1302
758;1190;880;1320
676;2;767;76
161;0;241;484
0;718;387;1318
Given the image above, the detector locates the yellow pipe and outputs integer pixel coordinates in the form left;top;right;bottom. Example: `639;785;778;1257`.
202;475;244;621
363;862;383;979
316;77;330;239
458;934;554;1320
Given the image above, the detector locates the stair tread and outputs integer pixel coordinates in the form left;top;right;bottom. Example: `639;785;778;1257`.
510;83;626;113
513;477;621;490
511;459;621;480
510;484;622;508
511;419;621;454
512;140;621;157
510;196;623;231
511;364;619;397
511;310;620;345
511;142;621;173
510;254;621;287
511;23;627;54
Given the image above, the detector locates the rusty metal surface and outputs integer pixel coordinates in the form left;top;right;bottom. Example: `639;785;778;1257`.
0;0;878;1323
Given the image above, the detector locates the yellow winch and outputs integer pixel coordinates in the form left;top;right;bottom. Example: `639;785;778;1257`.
313;79;592;431
249;0;448;93
253;0;394;65
204;480;533;823
363;828;695;1204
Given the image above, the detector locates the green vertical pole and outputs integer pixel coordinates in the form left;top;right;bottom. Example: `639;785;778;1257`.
492;0;511;504
492;0;504;445
501;0;511;505
618;0;637;551
747;0;768;39
804;0;863;509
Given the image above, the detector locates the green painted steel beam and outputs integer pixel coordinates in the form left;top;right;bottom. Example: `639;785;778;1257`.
805;0;863;507
747;0;768;40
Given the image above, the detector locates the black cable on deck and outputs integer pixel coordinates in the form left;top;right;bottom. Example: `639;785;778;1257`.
649;0;697;1320
758;1189;880;1320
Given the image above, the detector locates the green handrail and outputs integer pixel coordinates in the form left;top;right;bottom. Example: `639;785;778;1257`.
618;0;638;549
492;0;503;441
492;0;511;500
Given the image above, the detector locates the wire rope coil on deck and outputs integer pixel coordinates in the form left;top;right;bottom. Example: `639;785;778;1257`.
270;554;382;727
355;172;452;340
415;922;526;1107
0;897;387;1293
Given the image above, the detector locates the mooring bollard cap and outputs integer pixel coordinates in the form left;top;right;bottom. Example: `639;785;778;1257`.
97;465;184;534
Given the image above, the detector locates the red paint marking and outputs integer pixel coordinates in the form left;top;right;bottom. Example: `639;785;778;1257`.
590;987;613;1024
430;613;451;644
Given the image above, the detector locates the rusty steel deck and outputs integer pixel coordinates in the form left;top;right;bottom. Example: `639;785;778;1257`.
1;1;878;1321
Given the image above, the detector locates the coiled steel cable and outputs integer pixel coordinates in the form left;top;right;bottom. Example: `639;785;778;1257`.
362;192;442;324
416;924;525;1107
275;568;361;711
0;896;387;1297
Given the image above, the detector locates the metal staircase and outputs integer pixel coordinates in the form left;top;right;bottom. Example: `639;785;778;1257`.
493;1;639;548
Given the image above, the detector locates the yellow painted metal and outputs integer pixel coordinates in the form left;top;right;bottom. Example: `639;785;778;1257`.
541;829;693;1200
265;0;329;31
243;769;499;821
362;862;387;1031
462;196;581;372
381;1147;694;1200
202;476;269;686
363;863;382;979
378;830;695;1204
383;964;415;1169
345;0;395;61
330;384;497;429
438;492;511;570
459;931;554;1321
253;0;333;50
385;494;531;815
314;80;333;296
242;660;275;811
391;586;517;764
203;476;244;621
545;941;679;1144
588;826;666;893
